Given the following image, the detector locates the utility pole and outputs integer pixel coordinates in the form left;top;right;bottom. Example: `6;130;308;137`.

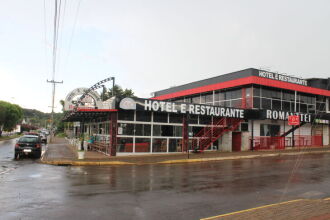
111;77;115;96
47;79;63;136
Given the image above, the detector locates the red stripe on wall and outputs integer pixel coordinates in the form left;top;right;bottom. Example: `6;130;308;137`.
152;76;330;100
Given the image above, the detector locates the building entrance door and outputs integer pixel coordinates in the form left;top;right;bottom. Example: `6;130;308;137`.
232;132;241;152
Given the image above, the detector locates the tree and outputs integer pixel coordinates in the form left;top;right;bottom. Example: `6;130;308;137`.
0;101;8;136
101;84;135;100
4;104;23;131
0;101;23;136
60;100;65;110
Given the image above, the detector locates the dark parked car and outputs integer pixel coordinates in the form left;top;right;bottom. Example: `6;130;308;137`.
15;135;42;159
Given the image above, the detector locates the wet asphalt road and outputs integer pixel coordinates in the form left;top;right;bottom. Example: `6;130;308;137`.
1;139;330;220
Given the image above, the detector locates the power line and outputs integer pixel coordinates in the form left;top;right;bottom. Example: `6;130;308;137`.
56;0;67;76
43;0;49;77
63;0;82;72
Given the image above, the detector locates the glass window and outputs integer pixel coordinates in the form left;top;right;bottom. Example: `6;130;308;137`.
98;124;103;134
316;102;326;112
153;112;168;123
173;126;182;137
200;95;206;104
261;98;271;109
161;125;174;136
135;124;151;136
308;104;316;114
298;93;313;104
316;95;326;102
232;99;242;108
118;111;134;121
218;101;225;107
184;97;192;103
260;124;280;137
223;100;231;107
245;87;252;98
218;91;225;101
262;87;281;99
104;124;109;134
153;125;161;136
283;91;295;101
214;91;224;102
169;113;183;123
199;116;212;125
231;89;242;99
253;86;260;97
253;97;260;109
118;123;134;135
291;102;297;112
153;125;175;136
152;138;167;152
188;115;198;124
205;93;213;103
135;138;151;152
225;90;231;100
192;95;200;104
136;111;151;122
299;103;307;113
192;126;203;136
19;136;38;143
272;100;281;110
117;137;133;152
246;97;252;109
282;101;291;111
169;139;182;152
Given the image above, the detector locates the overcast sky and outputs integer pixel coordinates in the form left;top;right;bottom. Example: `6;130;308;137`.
0;0;329;112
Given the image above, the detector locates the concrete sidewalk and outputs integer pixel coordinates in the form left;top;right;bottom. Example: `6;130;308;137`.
41;137;330;166
201;198;330;220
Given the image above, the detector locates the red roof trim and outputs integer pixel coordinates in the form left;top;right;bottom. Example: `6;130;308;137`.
153;76;330;100
77;109;118;112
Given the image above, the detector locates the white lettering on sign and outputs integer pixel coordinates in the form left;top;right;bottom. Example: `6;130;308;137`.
265;110;311;123
181;104;186;113
258;70;308;86
143;100;244;118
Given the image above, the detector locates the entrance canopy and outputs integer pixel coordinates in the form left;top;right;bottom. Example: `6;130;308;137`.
63;109;117;122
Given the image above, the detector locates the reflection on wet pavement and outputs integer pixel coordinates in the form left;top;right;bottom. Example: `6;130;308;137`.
1;138;330;220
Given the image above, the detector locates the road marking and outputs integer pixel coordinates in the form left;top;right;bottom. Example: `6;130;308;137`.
200;199;305;220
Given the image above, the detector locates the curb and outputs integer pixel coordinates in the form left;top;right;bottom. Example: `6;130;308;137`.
158;150;330;164
40;149;330;166
41;160;133;166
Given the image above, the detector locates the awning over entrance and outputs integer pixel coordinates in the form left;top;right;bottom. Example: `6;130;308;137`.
63;109;118;122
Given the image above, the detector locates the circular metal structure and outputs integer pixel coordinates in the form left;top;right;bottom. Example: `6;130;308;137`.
63;77;114;121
